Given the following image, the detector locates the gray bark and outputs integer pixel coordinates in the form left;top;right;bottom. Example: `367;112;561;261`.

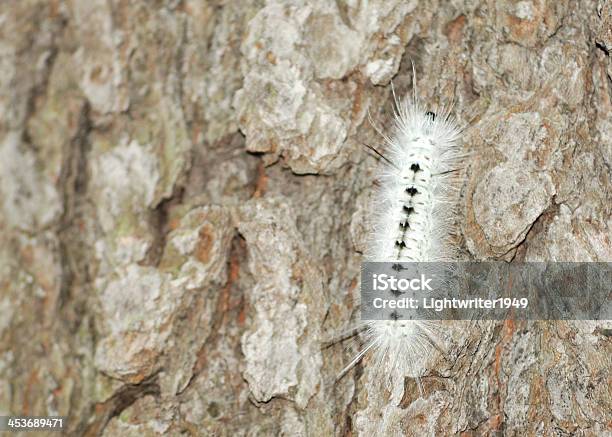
0;0;610;435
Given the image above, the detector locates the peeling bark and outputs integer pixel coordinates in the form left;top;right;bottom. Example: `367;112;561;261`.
0;0;610;436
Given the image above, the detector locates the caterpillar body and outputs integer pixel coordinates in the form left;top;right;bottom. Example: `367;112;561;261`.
342;78;464;396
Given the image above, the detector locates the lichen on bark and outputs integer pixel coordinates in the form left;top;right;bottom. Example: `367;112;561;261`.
0;0;610;436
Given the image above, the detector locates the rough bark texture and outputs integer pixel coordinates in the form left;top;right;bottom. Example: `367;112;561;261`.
0;0;610;436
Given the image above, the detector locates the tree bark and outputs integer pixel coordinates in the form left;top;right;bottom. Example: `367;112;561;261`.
0;0;610;435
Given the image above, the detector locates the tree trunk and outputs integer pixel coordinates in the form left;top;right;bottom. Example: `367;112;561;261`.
0;0;610;435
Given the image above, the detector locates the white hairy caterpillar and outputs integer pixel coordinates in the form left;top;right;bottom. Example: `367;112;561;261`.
340;70;464;395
